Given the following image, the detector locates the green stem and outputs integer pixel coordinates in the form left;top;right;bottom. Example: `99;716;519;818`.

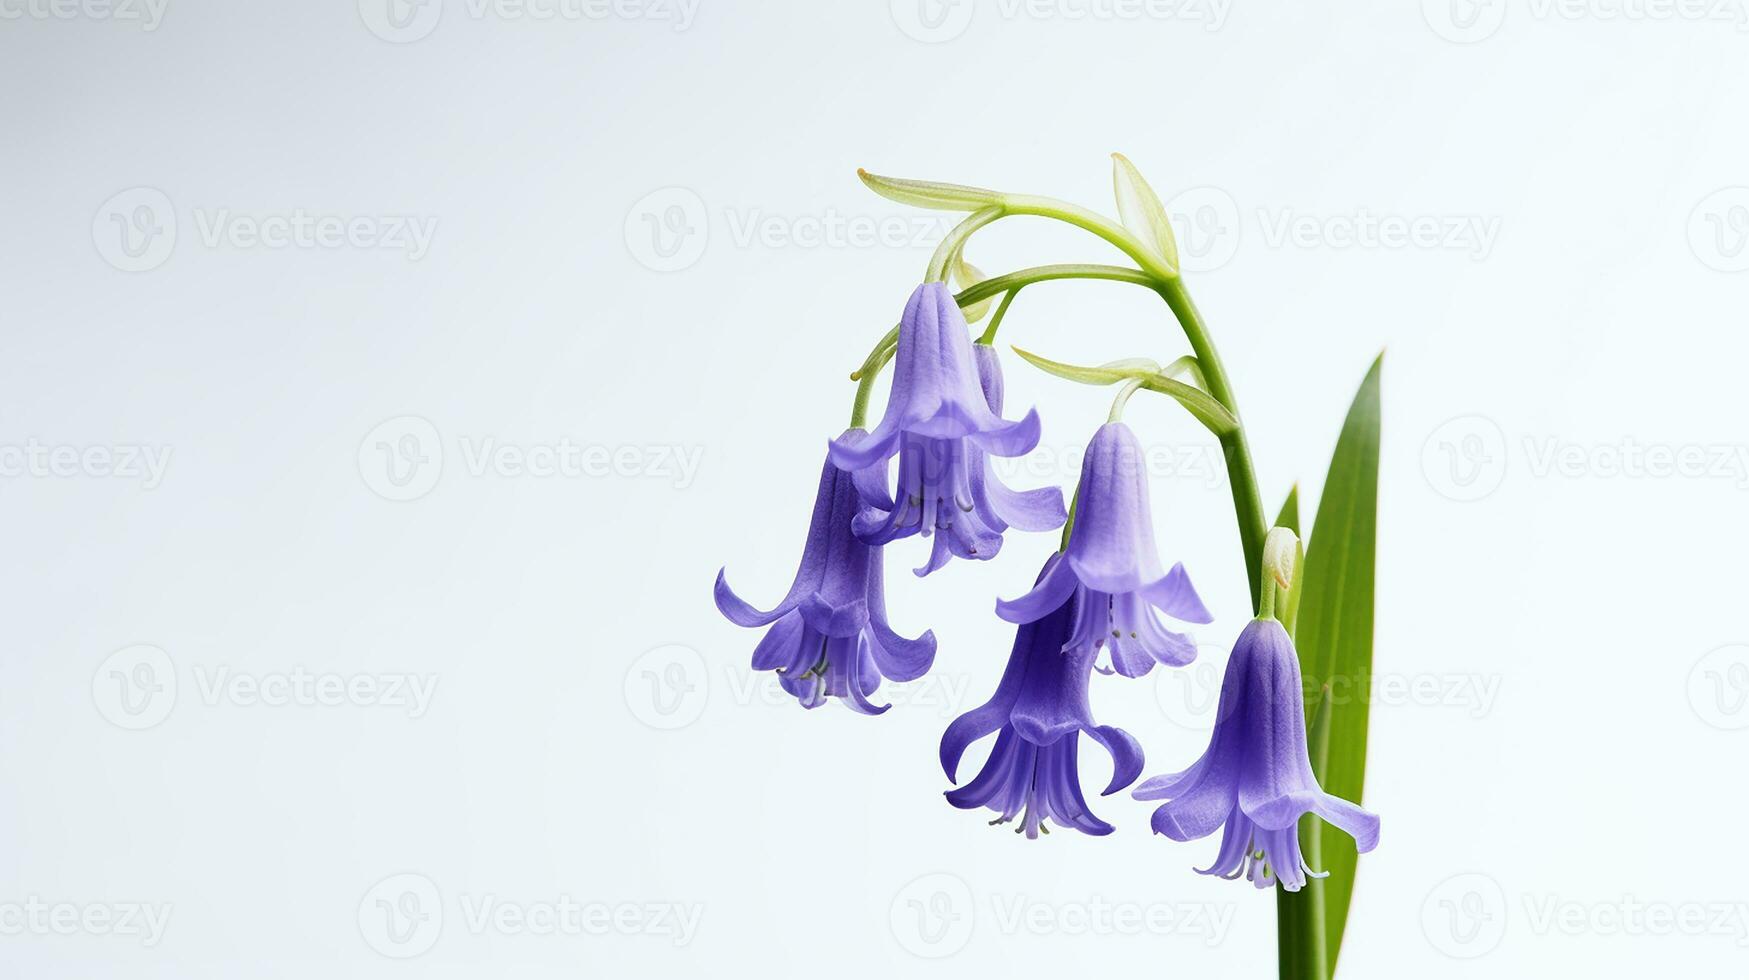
927;206;1004;283
1108;377;1146;422
848;339;899;428
988;195;1270;609
976;288;1022;345
1155;277;1269;610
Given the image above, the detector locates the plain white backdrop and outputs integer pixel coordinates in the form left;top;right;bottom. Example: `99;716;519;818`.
2;1;1747;976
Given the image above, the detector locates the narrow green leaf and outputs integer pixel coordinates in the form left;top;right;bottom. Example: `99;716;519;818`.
1010;346;1238;437
857;169;1005;211
1280;353;1382;979
1111;152;1180;273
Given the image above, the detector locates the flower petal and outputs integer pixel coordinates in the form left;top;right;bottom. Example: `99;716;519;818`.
750;611;809;672
966;406;1041;458
1085;724;1144;795
982;475;1067;533
995;556;1077;624
713;568;793;628
1310;795;1381;854
1141;561;1214;624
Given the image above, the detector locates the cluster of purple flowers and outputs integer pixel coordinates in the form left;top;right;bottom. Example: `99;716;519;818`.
715;282;1377;888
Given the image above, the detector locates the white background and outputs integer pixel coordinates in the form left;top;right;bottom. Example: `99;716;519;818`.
3;1;1747;976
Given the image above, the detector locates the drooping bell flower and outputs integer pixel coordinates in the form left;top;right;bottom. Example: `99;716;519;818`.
1133;615;1380;891
938;554;1143;838
830;283;1062;576
995;420;1211;677
714;431;937;713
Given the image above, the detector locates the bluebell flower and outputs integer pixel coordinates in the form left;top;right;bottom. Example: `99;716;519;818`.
997;420;1212;677
831;283;1064;576
714;431;936;713
1134;617;1380;890
939;555;1144;837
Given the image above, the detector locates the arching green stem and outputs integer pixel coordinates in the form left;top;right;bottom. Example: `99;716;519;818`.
977;198;1268;608
927;206;1004;283
1154;277;1268;609
845;203;1270;607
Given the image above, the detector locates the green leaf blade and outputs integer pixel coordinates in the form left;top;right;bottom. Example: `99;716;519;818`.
857;169;1005;211
1009;346;1239;437
1289;353;1383;978
1111;152;1181;273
